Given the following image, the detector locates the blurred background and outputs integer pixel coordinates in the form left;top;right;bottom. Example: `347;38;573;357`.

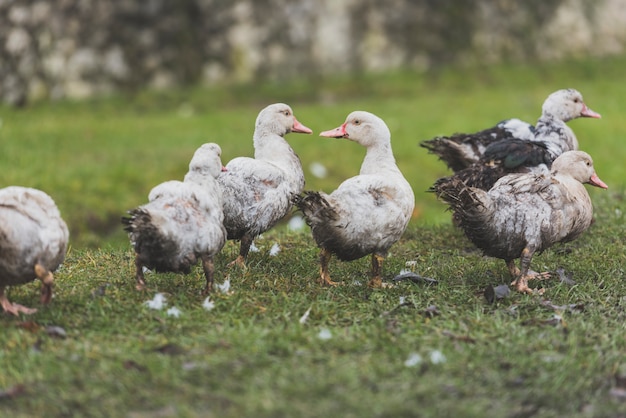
1;0;625;248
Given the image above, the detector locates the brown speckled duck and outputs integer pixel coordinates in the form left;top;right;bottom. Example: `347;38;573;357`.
435;151;607;294
217;103;312;268
122;143;227;294
294;111;415;288
0;187;69;315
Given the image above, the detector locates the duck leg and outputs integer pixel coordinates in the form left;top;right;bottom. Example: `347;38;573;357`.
35;264;54;304
319;248;339;286
201;254;215;295
0;286;37;315
510;248;549;294
228;235;253;268
134;254;147;291
368;254;385;288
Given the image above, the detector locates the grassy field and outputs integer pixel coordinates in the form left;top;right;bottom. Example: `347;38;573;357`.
1;57;626;416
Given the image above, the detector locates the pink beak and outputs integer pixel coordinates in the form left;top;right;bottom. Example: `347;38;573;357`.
589;172;608;189
581;104;601;119
292;118;313;134
221;166;228;172
319;123;348;138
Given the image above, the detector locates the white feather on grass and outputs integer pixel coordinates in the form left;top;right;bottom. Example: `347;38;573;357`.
216;279;231;294
269;243;281;256
318;328;332;340
404;353;423;367
144;293;166;310
299;306;312;324
166;307;181;317
202;296;215;311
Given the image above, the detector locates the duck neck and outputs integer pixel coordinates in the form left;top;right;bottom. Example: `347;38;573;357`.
184;171;217;189
360;142;400;176
254;133;301;168
534;112;578;151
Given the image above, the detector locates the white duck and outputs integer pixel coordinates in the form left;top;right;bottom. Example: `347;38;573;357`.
122;143;227;294
294;111;415;288
421;89;600;173
435;151;607;294
0;187;69;315
218;103;312;267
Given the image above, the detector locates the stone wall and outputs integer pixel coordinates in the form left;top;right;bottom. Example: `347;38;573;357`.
2;0;626;105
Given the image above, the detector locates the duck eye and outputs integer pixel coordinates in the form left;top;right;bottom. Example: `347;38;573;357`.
284;110;291;116
354;120;360;125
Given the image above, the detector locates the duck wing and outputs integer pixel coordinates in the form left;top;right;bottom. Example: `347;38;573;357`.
219;158;295;239
420;118;535;172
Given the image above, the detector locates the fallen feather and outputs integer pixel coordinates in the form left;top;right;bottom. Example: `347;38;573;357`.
430;350;446;364
404;352;423;367
45;326;67;339
318;328;332;340
249;242;260;253
540;300;584;312
391;272;438;285
299;306;312;324
269;243;281;256
484;284;511;304
145;293;166;310
216;279;231;294
555;268;576;286
166;307;181;318
202;296;215;311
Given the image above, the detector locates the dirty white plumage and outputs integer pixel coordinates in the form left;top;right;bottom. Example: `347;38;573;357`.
217;103;312;267
0;186;69;315
122;142;226;294
294;111;415;287
435;150;607;294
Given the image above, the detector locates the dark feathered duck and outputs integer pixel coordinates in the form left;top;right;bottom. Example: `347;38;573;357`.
0;187;69;315
217;103;312;268
294;111;415;288
435;150;607;294
122;143;226;294
421;89;600;173
430;89;601;191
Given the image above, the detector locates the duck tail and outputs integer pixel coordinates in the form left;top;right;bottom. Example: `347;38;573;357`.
420;135;484;172
432;176;493;240
432;176;490;226
121;208;186;273
292;191;338;226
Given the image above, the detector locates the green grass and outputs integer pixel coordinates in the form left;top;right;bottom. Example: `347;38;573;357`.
1;191;625;417
1;57;626;416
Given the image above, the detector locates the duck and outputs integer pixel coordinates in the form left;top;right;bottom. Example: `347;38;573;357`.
434;150;607;294
217;103;312;268
0;187;69;315
430;89;602;191
293;111;415;288
122;143;227;294
420;89;600;173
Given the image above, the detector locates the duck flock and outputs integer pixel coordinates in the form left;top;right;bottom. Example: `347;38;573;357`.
0;90;608;315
